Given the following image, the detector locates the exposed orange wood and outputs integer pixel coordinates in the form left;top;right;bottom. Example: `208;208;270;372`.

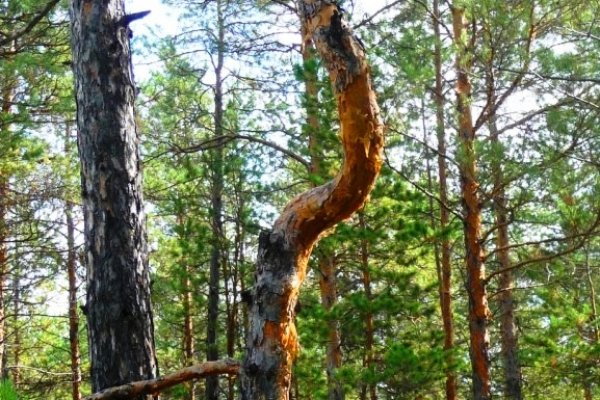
451;4;491;400
241;2;383;398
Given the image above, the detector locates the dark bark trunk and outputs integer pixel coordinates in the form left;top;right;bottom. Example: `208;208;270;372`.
207;1;225;399
241;2;383;397
432;0;457;398
69;0;158;396
451;5;491;399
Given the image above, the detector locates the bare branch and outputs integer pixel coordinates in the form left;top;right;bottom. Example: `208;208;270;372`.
84;359;240;400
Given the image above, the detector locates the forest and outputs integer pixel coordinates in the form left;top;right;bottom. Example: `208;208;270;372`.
0;0;599;399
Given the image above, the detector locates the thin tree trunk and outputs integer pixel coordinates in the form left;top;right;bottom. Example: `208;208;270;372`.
451;4;491;399
359;212;376;400
69;1;158;396
207;1;225;398
67;201;82;400
432;0;457;398
183;269;196;400
489;116;522;399
240;2;383;397
11;267;20;387
301;36;344;400
584;245;598;400
64;122;83;400
318;255;344;400
0;61;15;381
0;177;6;380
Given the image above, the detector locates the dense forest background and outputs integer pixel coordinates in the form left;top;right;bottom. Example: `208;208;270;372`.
0;0;599;398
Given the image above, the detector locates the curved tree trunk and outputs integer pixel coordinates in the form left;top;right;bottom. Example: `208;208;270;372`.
69;1;158;396
240;1;384;398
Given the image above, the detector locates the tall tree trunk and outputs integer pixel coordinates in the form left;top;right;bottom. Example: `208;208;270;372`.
451;4;491;399
69;1;158;396
207;0;225;398
432;0;457;398
0;177;6;380
67;201;82;400
489;116;522;399
241;2;383;398
11;267;20;387
584;245;598;400
0;76;13;380
65;123;83;400
301;36;344;400
318;254;344;400
359;212;376;400
183;269;196;400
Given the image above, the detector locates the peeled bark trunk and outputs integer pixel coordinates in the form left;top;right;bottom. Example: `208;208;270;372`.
69;1;158;395
432;0;456;398
241;2;383;398
301;37;344;400
451;4;491;399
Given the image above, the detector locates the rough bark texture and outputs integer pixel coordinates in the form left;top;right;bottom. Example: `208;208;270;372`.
433;0;456;398
69;0;158;395
12;267;20;387
241;2;383;398
84;360;240;400
207;0;225;398
451;5;491;400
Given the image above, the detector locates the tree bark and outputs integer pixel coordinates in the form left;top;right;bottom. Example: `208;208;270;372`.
207;0;226;398
69;0;158;396
432;0;456;398
241;2;383;398
0;76;13;380
489;116;522;399
182;269;196;400
11;265;20;387
451;4;491;399
67;201;83;400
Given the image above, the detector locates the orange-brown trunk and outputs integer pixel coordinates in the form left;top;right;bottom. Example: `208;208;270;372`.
241;2;383;398
451;5;491;399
